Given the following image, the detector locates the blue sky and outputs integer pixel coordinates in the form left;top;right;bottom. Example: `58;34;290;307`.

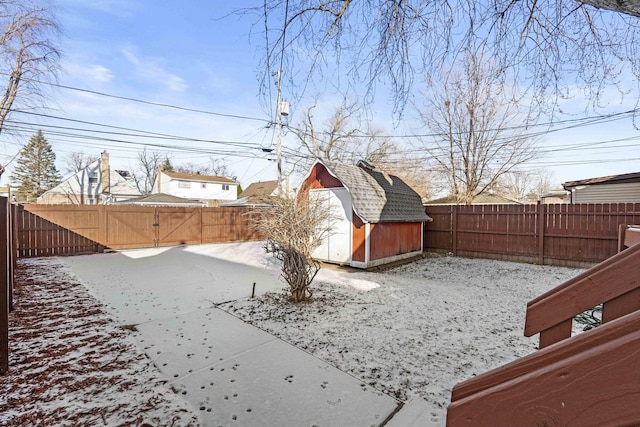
1;0;639;191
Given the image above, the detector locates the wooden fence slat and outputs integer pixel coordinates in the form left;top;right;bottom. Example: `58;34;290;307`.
1;197;9;374
425;203;640;267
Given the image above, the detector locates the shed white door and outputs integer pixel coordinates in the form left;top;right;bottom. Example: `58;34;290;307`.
310;188;352;264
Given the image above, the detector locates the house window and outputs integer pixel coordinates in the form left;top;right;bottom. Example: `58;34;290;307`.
222;184;230;191
178;180;191;189
201;183;207;189
85;198;96;205
88;172;98;184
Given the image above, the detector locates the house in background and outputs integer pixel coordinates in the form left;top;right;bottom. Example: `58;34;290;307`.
152;169;239;206
37;151;141;204
538;189;570;204
115;193;206;207
0;186;10;199
563;171;640;203
222;180;280;207
300;159;432;269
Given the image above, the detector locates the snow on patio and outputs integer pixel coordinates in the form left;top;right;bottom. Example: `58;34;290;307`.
59;243;399;426
0;258;200;426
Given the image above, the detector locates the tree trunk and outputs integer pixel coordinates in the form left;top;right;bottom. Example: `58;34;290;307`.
579;0;640;18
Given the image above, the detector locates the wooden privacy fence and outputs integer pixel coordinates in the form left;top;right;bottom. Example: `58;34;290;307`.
1;197;17;374
15;204;103;257
424;203;640;267
20;204;263;256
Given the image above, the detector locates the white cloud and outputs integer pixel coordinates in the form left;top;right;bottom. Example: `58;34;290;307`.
87;65;115;82
121;47;188;93
62;57;115;85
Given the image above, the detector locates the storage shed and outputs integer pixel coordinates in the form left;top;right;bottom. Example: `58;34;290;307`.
301;160;432;269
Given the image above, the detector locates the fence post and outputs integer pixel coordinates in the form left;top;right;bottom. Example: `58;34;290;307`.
8;202;15;311
452;205;458;256
1;197;9;374
618;224;628;253
537;203;545;265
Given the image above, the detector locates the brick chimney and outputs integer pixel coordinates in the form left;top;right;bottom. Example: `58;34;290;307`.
100;151;110;195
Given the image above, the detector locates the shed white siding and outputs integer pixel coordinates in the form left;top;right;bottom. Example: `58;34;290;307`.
310;188;352;264
571;182;640;203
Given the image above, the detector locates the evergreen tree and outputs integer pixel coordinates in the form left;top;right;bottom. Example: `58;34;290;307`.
10;131;60;202
160;157;174;172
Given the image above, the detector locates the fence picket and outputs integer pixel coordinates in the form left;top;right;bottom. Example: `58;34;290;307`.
425;203;640;267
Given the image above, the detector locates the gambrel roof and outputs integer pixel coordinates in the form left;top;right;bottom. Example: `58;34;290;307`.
312;160;431;223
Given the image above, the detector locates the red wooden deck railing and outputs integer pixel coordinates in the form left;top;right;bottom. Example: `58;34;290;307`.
446;225;640;426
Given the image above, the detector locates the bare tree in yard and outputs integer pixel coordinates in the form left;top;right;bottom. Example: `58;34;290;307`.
253;193;335;303
499;169;555;203
289;99;434;198
0;0;60;179
64;151;98;173
418;51;537;205
247;1;640;118
131;148;164;194
174;158;231;177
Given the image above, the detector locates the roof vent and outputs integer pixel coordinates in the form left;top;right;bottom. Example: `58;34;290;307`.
357;160;376;170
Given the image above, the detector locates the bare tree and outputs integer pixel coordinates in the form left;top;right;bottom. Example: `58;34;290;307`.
289;99;397;165
288;99;434;198
372;149;436;201
174;158;232;178
419;51;537;204
131;148;164;194
289;98;360;163
252;193;335;303
64;151;98;173
247;0;640;117
499;171;533;202
499;169;556;203
0;0;60;178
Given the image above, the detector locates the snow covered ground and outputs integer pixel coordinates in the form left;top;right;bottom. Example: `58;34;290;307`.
2;242;584;425
219;245;584;415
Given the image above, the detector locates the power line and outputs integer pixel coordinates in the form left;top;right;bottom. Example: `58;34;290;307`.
0;72;271;124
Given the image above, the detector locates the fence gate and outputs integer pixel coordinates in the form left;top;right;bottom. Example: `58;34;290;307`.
156;207;201;246
105;207;156;249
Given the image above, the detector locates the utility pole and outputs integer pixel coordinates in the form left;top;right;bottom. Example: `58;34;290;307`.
274;69;283;196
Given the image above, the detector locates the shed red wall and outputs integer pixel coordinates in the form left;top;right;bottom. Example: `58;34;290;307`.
370;222;422;260
352;213;366;262
304;163;344;189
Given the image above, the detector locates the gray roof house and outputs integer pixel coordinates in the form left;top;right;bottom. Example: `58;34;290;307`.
300;159;431;269
115;193;206;207
563;171;640;203
222;180;280;207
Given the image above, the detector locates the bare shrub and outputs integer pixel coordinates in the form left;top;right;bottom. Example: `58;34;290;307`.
253;193;335;303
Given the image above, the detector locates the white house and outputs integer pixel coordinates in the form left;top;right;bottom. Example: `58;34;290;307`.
37;151;141;205
152;169;239;205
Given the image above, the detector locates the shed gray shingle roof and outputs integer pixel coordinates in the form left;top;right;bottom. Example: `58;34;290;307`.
320;160;431;223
